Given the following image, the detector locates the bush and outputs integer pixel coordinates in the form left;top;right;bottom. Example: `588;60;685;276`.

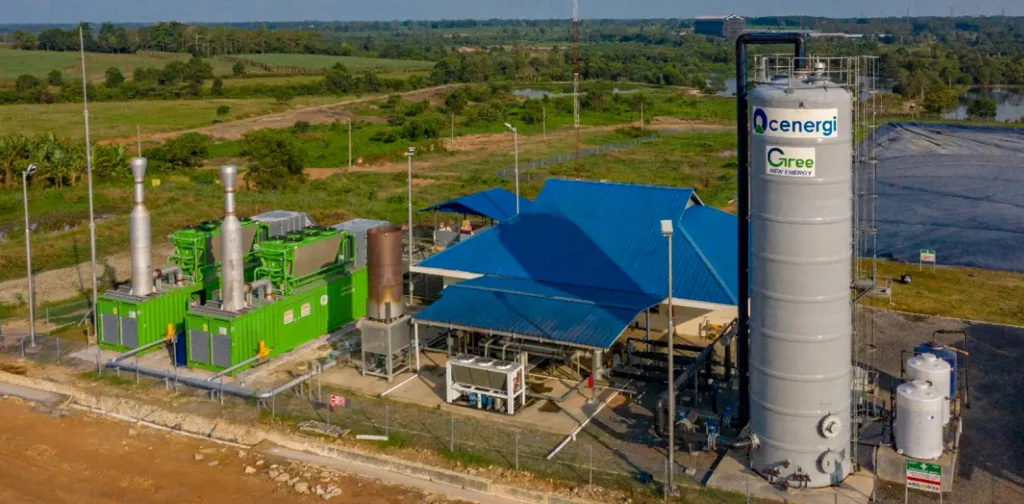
211;77;224;96
370;129;399;143
240;129;305;190
232;61;246;77
148;133;211;170
402;99;429;117
273;88;293;104
46;69;62;87
967;98;997;121
15;74;41;93
387;114;407;127
105;67;125;88
291;120;312;134
216;105;231;116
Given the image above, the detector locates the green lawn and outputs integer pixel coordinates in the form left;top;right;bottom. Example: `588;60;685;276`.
0;96;340;141
866;260;1024;327
233;53;436;71
0;49;243;84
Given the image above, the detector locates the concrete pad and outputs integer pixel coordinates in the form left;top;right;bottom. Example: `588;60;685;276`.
0;381;66;405
876;445;956;492
706;453;876;504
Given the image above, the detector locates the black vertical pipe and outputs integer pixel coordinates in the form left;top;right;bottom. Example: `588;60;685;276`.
735;33;806;428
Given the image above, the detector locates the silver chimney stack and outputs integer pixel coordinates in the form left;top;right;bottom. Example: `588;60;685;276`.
128;157;152;297
220;165;246;312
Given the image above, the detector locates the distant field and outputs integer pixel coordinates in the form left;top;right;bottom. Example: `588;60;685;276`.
0;96;339;140
0;49;243;83
218;75;323;88
233;54;435;71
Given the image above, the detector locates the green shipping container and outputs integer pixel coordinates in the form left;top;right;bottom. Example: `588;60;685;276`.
97;283;203;353
185;270;362;373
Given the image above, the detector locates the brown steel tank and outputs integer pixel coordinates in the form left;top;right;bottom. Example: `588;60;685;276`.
366;225;404;321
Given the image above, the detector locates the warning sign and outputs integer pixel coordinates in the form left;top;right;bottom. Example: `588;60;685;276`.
283;309;294;325
301;303;311;317
906;460;941;494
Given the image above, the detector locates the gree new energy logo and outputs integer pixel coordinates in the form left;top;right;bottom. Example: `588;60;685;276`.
752;107;839;138
766;146;816;177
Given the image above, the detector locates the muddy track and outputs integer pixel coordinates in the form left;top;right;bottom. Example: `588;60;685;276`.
105;84;464;145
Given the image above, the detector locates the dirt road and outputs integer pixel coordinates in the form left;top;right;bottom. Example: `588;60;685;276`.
116;85;462;144
0;397;436;504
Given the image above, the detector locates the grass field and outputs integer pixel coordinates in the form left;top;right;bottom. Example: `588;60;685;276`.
233;53;435;71
0;96;340;140
0;49;243;84
865;260;1024;327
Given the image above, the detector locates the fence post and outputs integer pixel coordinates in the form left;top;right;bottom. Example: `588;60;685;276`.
385;405;390;437
589;444;593;486
515;429;519;470
450;413;455;452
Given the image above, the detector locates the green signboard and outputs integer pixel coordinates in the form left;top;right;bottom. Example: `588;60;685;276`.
906;460;941;494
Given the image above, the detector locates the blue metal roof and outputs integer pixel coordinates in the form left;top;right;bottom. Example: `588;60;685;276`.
419;187;532;223
414;277;661;348
419;179;738;306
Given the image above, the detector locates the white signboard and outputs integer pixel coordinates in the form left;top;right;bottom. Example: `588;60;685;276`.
753;107;839;139
766;146;816;177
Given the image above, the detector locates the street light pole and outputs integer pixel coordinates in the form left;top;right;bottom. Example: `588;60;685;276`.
22;164;38;348
660;219;674;496
406;147;416;305
504;123;520;214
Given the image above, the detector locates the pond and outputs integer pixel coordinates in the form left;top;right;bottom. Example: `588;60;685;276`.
943;87;1024;123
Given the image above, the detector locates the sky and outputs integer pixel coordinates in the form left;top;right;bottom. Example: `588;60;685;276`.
2;0;1021;24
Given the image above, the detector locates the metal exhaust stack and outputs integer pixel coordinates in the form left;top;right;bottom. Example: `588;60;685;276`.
220;165;246;312
366;225;405;321
129;157;152;297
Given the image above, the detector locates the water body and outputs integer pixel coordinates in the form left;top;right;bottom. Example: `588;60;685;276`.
943;87;1024;123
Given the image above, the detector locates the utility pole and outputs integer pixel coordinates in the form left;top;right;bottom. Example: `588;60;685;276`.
504;123;520;215
661;219;675;497
22;164;38;348
572;0;581;179
406;148;416;305
80;26;99;351
543;106;547;139
348;119;352;169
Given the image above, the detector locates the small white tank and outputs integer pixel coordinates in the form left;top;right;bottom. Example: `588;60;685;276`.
906;354;952;424
895;380;945;460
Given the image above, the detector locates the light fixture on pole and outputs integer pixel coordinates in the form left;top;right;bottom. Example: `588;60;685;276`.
503;123;520;214
406;147;416;305
660;218;674;497
22;163;38;348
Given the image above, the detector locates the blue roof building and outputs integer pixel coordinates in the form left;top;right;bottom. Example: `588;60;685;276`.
420;187;532;223
412;179;739;350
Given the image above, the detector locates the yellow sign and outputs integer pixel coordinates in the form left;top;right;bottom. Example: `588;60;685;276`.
151;179;161;187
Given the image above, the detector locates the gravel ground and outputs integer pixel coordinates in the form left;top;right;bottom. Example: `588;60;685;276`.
856;308;1024;503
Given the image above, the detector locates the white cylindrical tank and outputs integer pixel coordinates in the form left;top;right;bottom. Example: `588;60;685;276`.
906;353;952;423
749;71;854;487
128;157;152;297
895;380;945;460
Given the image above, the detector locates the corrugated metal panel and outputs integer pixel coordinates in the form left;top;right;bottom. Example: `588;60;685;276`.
251;210;314;237
419;179;737;305
414;277;658;348
120;316;139;349
101;313;119;346
420;188;532;223
331;219;389;269
190;329;210;364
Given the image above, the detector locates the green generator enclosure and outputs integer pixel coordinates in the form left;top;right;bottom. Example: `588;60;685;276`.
184;269;366;373
167;218;267;302
97;282;204;353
